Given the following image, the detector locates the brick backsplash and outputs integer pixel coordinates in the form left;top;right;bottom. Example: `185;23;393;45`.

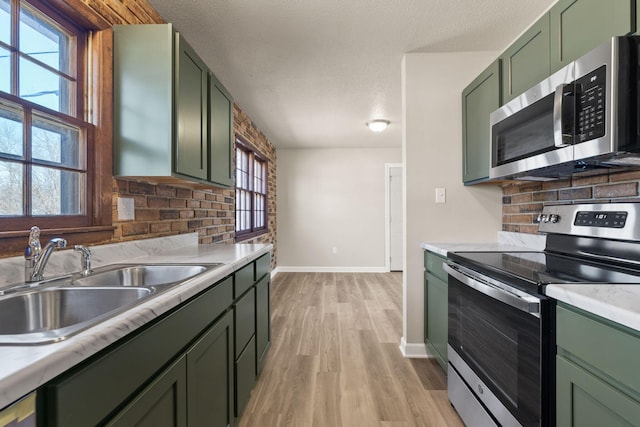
502;170;640;234
113;179;235;244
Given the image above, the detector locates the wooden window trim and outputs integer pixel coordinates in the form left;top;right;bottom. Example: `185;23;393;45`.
235;135;268;242
0;0;113;255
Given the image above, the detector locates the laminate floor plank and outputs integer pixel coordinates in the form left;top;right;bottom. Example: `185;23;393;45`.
237;272;463;427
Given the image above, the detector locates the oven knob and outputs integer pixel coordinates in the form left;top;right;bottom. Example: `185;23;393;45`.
540;214;550;223
550;214;560;223
477;384;484;395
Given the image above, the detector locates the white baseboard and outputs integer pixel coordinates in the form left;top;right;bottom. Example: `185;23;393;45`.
274;266;388;273
399;337;430;358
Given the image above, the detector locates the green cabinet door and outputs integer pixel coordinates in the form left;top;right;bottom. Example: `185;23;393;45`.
424;251;448;371
556;356;640;427
106;355;188;427
209;74;234;187
235;336;256;418
550;0;634;72
113;24;174;177
500;14;550;104
461;59;501;184
175;33;209;181
255;275;271;375
425;272;448;371
187;310;235;427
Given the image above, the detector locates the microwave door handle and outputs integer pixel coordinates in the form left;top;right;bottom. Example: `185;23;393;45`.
443;263;540;315
553;84;574;147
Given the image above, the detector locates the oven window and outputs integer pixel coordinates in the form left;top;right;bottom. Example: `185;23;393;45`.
449;276;541;426
460;302;519;405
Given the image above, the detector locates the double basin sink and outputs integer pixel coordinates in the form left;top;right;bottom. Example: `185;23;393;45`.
0;263;222;345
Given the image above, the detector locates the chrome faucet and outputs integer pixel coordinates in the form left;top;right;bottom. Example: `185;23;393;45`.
74;245;93;276
24;226;67;282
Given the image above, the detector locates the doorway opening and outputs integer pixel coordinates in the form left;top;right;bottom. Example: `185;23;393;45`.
385;163;403;272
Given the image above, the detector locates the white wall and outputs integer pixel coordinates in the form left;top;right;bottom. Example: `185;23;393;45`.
277;147;401;271
401;52;503;356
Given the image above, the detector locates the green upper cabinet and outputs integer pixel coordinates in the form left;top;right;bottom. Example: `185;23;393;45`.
113;24;234;188
500;14;550;104
209;74;234;188
461;59;501;184
113;24;174;177
549;0;635;72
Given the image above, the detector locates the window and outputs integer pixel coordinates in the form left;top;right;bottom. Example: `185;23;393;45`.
0;0;90;227
235;137;267;240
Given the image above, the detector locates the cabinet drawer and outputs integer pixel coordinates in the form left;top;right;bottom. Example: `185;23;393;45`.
234;289;255;356
255;253;271;281
425;251;448;282
234;336;256;418
234;263;254;298
557;304;640;397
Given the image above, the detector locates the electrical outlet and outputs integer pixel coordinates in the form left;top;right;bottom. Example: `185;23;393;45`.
117;197;135;221
332;246;338;254
435;187;446;204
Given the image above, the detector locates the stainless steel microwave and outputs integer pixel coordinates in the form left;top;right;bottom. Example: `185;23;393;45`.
490;36;640;180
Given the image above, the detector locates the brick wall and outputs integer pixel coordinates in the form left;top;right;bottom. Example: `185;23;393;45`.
232;105;278;265
502;170;640;233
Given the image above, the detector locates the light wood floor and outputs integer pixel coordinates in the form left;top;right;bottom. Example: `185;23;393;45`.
238;272;464;427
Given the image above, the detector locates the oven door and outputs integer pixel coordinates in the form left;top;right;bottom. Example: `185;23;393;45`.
444;262;553;427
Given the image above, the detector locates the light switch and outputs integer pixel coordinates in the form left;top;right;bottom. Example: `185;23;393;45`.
435;187;446;204
117;197;135;220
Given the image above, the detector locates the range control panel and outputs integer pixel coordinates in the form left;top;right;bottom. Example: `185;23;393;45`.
574;211;628;228
539;203;639;240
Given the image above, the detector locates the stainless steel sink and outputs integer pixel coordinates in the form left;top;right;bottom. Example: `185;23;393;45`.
0;287;152;344
72;264;209;288
0;263;222;345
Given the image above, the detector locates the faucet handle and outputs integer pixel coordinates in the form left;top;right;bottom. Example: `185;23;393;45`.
74;245;92;276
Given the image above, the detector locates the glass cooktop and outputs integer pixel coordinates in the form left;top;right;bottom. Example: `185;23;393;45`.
447;251;640;293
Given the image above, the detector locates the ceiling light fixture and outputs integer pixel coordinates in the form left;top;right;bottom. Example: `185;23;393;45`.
367;119;390;132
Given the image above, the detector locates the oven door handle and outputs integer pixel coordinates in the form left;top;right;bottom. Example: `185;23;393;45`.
443;263;541;316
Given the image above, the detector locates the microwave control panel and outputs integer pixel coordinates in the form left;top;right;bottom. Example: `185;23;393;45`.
575;65;606;143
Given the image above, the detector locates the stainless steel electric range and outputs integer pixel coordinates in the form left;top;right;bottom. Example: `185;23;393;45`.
444;202;640;427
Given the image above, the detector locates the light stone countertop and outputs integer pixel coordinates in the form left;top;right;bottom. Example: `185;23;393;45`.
0;236;272;410
545;284;640;332
421;231;547;257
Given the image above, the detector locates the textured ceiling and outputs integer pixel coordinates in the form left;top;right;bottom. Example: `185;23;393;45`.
147;0;556;148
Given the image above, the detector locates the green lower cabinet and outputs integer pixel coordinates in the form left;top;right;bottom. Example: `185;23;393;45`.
424;250;448;371
107;311;234;427
187;310;235;427
550;0;635;72
106;356;188;427
556;303;640;426
255;275;271;376
461;59;501;184
556;356;640;427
